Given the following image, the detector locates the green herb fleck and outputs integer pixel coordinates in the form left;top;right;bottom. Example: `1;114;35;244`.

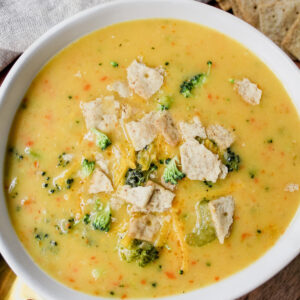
249;171;256;179
204;180;213;188
57;152;71;167
67;218;75;229
110;61;118;68
83;213;91;225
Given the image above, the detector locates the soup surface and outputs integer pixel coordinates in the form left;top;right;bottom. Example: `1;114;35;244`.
4;19;300;298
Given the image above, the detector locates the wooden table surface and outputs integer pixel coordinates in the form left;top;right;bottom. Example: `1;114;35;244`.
0;5;300;298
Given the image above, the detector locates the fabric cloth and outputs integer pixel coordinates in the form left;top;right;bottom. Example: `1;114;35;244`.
0;0;209;72
0;0;113;71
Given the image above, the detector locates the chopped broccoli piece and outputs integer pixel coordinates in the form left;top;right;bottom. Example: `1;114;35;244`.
223;147;240;172
158;95;174;111
162;156;185;185
119;239;159;267
180;61;212;98
185;200;216;247
125;163;158;187
92;201;111;232
81;159;95;177
66;178;74;189
92;128;111;150
249;170;256;179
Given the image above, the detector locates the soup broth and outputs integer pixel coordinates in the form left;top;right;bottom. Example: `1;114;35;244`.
4;19;300;298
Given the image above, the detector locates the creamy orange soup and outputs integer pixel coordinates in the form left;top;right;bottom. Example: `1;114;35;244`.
4;19;300;298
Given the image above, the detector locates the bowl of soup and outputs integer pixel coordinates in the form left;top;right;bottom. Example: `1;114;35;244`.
0;0;299;299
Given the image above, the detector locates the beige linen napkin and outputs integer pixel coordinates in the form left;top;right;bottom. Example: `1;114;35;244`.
0;0;209;72
0;0;113;71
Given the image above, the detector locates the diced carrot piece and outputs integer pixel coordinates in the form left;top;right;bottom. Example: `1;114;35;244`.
165;272;176;279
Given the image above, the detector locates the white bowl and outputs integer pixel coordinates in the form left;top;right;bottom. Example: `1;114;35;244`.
0;1;299;299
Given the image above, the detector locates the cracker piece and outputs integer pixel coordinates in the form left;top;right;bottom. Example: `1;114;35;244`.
259;0;300;46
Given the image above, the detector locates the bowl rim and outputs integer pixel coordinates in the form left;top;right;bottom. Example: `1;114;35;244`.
0;0;299;299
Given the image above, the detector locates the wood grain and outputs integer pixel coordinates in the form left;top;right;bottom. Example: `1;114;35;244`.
238;255;300;300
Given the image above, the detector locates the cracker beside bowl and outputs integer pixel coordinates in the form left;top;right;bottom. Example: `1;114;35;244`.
217;0;300;60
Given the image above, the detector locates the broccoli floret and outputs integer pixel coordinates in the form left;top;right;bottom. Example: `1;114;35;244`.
158;95;173;111
125;163;158;187
119;239;159;267
185;199;216;247
223;147;240;172
92;201;111;232
162;156;185;185
81;159;95;177
125;166;145;187
92;128;111;150
180;61;212;98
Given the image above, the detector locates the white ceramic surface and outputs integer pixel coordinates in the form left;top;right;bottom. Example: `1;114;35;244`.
0;1;299;299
